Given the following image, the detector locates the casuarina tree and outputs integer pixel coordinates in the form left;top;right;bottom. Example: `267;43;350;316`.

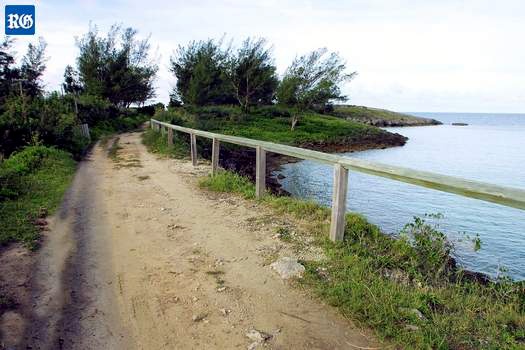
276;48;356;130
170;38;235;106
226;38;278;112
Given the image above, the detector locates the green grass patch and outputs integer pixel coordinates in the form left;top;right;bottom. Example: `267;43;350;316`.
0;146;76;248
153;105;403;147
141;128;189;159
107;137;122;161
198;170;255;199
197;169;525;349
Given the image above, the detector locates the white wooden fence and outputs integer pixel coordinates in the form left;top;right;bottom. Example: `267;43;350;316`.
150;119;525;242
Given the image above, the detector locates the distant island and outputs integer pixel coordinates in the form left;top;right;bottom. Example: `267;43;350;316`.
332;105;442;127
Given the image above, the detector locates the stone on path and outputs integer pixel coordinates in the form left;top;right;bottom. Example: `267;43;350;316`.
270;257;305;279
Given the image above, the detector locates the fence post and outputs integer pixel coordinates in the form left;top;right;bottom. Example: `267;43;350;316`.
190;133;197;166
329;164;349;241
211;138;220;176
256;146;266;199
167;128;173;146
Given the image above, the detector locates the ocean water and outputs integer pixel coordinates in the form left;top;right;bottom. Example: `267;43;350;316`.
275;112;525;280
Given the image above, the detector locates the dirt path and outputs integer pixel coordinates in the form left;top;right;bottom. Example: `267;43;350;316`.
17;132;381;349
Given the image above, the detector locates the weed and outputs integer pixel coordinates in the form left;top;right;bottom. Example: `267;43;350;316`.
276;226;292;242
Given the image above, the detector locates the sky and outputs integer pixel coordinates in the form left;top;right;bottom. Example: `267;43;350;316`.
3;0;525;113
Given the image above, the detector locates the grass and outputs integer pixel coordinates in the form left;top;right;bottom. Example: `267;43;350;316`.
197;170;525;349
142;128;189;158
0;146;76;249
198;170;255;199
108;137;122;160
153;105;405;148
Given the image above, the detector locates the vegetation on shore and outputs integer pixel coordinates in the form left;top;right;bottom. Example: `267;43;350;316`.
0;146;76;248
332;105;442;127
153;105;407;150
197;170;525;349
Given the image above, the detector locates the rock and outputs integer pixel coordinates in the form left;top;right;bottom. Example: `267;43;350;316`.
192;313;207;322
217;286;226;292
219;308;231;316
405;324;419;331
316;267;330;280
276;174;285;180
270;257;305;279
247;342;259;350
383;268;410;286
246;329;271;343
400;308;427;321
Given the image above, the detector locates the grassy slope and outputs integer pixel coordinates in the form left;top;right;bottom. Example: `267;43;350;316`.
333;105;442;126
155;106;406;149
0;146;76;248
198;170;525;349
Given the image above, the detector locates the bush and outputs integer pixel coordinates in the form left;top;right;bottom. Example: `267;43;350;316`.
0;146;60;199
0;146;76;247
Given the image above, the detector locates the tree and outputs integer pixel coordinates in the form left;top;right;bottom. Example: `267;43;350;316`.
0;37;20;109
225;38;278;112
170;39;235;106
276;48;356;130
62;65;82;95
76;24;158;107
20;37;48;98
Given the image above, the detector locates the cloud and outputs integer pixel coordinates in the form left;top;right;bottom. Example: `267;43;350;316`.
7;0;525;112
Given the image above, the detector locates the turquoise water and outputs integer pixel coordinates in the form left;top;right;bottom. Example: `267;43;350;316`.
276;113;525;280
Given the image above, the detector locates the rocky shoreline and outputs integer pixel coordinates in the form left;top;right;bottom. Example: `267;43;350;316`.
208;130;408;194
343;116;442;127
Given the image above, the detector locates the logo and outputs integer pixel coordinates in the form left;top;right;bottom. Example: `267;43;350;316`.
5;5;35;35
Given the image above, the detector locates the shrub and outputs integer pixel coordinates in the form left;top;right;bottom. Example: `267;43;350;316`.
0;146;75;247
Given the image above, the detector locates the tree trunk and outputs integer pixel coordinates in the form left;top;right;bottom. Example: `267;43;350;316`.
290;115;299;131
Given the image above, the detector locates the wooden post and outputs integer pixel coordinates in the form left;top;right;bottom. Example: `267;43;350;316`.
329;164;349;241
167;128;173;146
211;138;220;176
190;133;197;166
256;146;266;199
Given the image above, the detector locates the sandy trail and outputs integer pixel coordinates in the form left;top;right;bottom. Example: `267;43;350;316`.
20;132;380;349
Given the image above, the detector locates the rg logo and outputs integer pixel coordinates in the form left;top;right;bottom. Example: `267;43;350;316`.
5;5;35;35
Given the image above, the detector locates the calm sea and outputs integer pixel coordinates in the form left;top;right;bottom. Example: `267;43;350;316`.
276;112;525;280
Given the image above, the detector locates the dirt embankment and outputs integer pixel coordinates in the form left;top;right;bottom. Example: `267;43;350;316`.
1;132;382;349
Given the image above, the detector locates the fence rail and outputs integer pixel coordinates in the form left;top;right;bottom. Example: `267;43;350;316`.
151;118;525;241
